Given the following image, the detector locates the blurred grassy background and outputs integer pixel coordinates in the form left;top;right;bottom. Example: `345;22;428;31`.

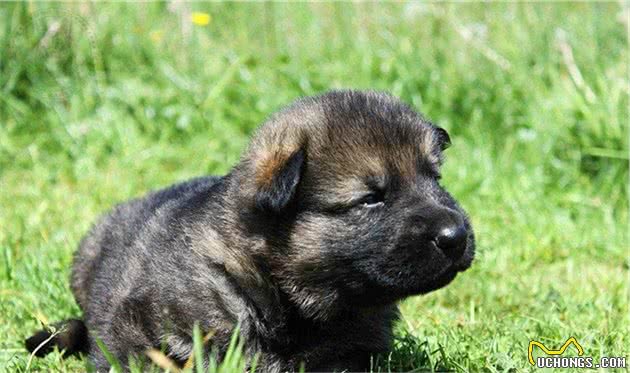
0;2;628;372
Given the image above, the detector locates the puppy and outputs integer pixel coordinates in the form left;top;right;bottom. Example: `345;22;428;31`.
25;90;475;371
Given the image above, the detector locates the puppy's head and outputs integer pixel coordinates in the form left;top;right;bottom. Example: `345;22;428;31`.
235;90;475;319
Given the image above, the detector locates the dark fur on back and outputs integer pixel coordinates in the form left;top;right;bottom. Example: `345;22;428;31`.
25;90;475;372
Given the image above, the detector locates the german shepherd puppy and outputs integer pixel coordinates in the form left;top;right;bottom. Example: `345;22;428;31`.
25;90;475;371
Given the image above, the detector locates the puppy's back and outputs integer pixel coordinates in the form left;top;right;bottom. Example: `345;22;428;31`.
71;176;222;310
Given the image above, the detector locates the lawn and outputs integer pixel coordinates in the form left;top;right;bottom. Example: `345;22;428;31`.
0;2;627;372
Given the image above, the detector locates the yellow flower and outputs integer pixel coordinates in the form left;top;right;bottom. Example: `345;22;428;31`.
150;30;164;43
191;12;211;26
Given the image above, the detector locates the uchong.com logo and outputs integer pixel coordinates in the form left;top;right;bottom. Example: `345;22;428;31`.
528;337;626;369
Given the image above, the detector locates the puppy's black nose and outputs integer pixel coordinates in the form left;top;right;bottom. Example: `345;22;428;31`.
434;225;467;259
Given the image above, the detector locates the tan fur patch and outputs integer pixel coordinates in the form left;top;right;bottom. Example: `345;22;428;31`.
247;102;325;189
420;125;436;156
255;150;293;187
187;223;263;285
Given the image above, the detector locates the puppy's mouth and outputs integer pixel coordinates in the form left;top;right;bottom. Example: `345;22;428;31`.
414;261;467;294
407;240;475;295
342;238;475;305
450;251;474;273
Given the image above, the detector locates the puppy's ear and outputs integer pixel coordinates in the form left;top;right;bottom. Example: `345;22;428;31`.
434;127;451;150
254;148;305;213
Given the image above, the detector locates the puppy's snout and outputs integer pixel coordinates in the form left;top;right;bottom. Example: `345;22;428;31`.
406;205;469;261
434;224;467;260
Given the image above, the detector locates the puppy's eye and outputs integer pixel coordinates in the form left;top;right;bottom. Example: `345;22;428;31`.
358;192;385;208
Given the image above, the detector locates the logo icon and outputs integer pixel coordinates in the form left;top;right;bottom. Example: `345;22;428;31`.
529;337;626;369
528;337;584;366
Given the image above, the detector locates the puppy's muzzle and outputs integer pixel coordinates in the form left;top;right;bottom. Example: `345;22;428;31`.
433;224;468;260
418;206;469;262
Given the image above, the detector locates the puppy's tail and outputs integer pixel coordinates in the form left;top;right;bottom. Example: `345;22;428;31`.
25;319;89;357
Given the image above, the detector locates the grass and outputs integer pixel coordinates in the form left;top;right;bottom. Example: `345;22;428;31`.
0;2;628;372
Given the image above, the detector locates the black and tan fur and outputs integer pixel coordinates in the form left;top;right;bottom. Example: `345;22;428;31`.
25;90;475;372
